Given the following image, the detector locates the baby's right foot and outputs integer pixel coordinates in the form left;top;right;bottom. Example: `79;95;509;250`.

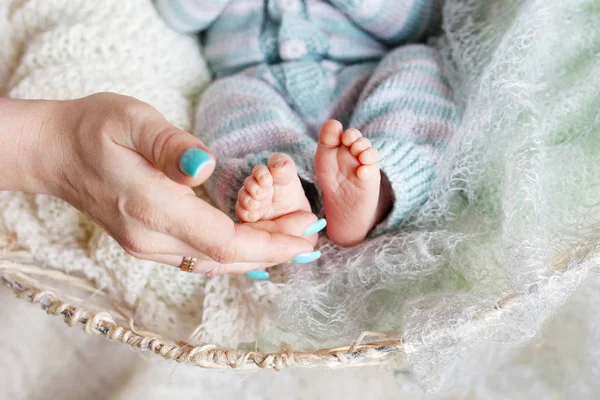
236;153;311;223
315;120;390;246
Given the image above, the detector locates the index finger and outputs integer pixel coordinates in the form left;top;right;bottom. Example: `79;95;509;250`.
167;195;314;264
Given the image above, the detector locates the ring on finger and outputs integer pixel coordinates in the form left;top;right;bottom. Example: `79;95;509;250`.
179;256;197;273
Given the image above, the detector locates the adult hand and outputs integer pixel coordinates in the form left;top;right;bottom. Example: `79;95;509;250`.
0;93;317;275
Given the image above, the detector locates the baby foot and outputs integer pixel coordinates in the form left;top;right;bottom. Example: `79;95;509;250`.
315;120;385;246
236;153;311;223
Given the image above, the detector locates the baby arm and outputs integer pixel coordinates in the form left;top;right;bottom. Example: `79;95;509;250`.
329;0;443;45
155;0;231;33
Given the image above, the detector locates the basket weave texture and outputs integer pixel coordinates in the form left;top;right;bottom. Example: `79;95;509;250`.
2;233;573;370
0;235;407;370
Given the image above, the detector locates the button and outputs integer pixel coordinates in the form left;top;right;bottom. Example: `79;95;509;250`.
279;39;308;61
278;0;302;14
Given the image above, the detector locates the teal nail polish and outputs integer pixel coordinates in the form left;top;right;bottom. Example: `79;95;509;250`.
303;218;327;237
246;270;270;280
292;251;321;264
179;148;212;177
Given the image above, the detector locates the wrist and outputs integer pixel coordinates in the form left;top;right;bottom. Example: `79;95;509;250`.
0;97;66;194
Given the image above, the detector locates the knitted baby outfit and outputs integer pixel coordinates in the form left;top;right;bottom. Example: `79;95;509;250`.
156;0;460;231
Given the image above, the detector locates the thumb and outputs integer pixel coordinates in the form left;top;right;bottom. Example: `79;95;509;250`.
139;125;216;187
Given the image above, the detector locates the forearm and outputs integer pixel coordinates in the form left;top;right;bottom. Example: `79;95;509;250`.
0;97;60;194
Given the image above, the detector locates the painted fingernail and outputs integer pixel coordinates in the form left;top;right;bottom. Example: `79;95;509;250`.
179;148;212;177
303;218;327;237
292;251;321;264
246;270;270;280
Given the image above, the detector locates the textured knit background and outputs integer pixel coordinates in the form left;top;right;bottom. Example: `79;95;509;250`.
2;0;600;397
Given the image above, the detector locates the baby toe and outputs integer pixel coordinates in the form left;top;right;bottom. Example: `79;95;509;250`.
356;164;379;181
252;164;273;188
341;128;362;147
244;176;265;199
358;147;380;165
267;153;297;185
350;137;372;157
235;202;251;222
238;189;260;211
318;120;344;147
236;202;261;222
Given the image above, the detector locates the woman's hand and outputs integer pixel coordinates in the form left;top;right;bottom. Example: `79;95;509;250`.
0;93;316;275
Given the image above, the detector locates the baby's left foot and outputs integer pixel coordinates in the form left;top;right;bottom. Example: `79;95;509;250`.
235;153;311;223
315;120;391;246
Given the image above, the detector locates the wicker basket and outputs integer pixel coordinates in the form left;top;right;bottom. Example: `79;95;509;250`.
0;230;576;371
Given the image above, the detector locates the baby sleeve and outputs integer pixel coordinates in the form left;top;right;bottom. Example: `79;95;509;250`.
328;0;443;45
155;0;232;33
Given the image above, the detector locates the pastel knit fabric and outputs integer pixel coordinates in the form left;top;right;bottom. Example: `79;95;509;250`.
157;0;460;231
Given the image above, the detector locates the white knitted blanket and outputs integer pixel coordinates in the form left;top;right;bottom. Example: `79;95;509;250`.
2;0;600;397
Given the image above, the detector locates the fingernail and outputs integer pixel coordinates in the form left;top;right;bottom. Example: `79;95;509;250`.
246;270;270;280
293;251;321;264
303;218;327;237
179;148;212;177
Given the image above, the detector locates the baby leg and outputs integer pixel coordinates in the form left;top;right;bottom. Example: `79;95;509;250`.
194;75;316;224
316;45;460;244
349;44;460;232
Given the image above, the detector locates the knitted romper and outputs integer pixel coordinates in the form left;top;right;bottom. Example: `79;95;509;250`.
156;0;460;232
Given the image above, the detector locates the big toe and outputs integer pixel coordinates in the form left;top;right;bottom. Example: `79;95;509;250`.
267;153;298;185
318;119;344;147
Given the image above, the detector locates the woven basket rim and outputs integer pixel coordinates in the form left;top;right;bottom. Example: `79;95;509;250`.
0;256;408;369
0;240;580;370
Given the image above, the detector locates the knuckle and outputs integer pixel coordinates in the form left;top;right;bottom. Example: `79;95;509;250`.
207;243;238;265
117;196;165;229
118;196;149;220
94;95;145;128
98;96;158;136
206;223;239;264
205;264;226;277
120;234;150;256
209;245;235;264
78;94;160;145
151;127;187;171
121;99;157;122
262;233;278;263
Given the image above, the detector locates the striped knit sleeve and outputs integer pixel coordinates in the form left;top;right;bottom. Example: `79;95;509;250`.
328;0;443;45
155;0;231;33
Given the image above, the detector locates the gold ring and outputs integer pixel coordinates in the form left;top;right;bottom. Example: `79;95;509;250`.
179;256;197;273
